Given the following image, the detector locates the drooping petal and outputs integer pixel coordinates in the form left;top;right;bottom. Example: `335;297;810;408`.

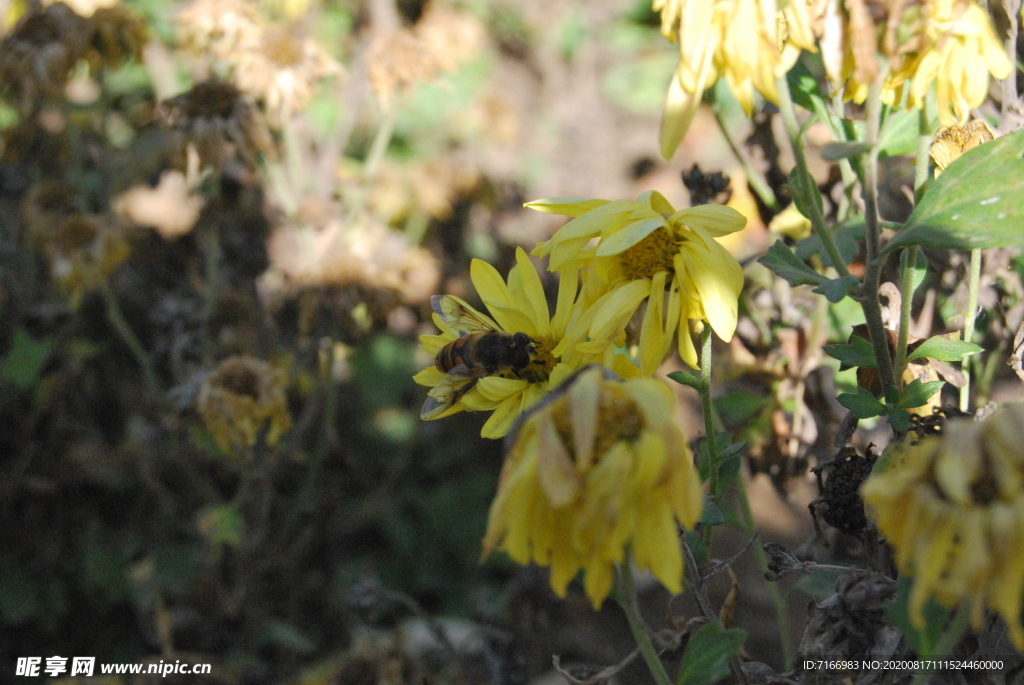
525;197;611;217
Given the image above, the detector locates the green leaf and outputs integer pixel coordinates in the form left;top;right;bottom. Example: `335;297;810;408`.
821;141;874;161
837;387;885;419
667;370;703;391
884;129;1024;252
823;336;876;368
676;622;746;685
887;409;911;433
795;217;866;268
787;166;824;227
906;336;983;362
700;500;725;526
786;61;830;124
887;576;948;656
897;378;944;410
1;330;54;389
813;275;859;303
196;505;244;547
877;109;919;158
758;240;825;288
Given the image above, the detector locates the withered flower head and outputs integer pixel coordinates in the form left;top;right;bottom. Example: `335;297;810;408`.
85;6;148;71
0;2;91;114
929;119;995;173
233;28;342;126
175;0;263;62
862;404;1024;648
197;356;292;456
46;214;131;307
160;80;272;172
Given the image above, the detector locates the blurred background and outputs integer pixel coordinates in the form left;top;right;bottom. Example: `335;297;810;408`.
4;0;1022;682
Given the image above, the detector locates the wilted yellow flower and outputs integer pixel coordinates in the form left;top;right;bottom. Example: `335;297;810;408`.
483;366;703;607
528;191;746;373
861;404;1024;648
843;0;1010;125
656;0;817;157
929;119;995;173
46;214;130;308
197;356;292;455
414;248;633;439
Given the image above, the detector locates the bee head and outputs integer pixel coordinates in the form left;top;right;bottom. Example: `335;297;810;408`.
510;332;534;368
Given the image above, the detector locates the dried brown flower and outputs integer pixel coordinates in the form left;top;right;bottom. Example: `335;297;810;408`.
160;80;272;171
197;356;292;456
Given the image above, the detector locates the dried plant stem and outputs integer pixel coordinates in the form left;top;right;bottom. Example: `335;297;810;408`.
103;284;160;398
960;249;982;411
775;74;851;281
859;71;897;398
712;107;780;212
615;552;672;685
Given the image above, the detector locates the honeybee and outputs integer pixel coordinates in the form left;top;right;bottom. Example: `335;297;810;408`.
421;295;543;420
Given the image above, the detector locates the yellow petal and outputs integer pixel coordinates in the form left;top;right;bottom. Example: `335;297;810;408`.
550;268;578;340
595;216;668;257
636;190;676;214
537;415;582;507
470;259;512;309
671;205;747;237
513;247;550;336
588;279;652;343
660;67;701;160
525;197;611;217
568;367;601;473
476;376;529;401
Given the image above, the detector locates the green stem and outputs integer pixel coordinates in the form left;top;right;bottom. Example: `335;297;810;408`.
910;601;972;685
616;553;672;685
712;106;780;212
699;325;720;502
775;74;851;280
858;70;897;398
103;284;160;398
960;248;982;412
827;92;859;222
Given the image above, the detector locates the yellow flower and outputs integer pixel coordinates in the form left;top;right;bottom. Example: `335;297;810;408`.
483;366;703;607
528;191;746;373
656;0;817;158
861;404;1024;648
197;356;292;456
843;0;1010;125
415;248;635;439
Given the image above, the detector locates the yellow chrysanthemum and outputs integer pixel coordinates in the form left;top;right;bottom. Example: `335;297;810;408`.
655;0;817;158
861;404;1024;648
843;0;1010;125
483;366;703;607
414;248;636;439
528;191;746;374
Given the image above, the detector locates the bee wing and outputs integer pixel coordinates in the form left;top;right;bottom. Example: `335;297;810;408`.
420;364;478;420
431;295;500;334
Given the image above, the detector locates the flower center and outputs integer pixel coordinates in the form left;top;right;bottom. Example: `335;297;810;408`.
514;337;556;384
619;227;683;281
553;384;645;463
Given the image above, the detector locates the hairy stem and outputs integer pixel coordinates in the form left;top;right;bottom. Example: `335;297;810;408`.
960;248;982;411
775;74;851;280
616;552;672;685
699;325;719;501
859;71;897;397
